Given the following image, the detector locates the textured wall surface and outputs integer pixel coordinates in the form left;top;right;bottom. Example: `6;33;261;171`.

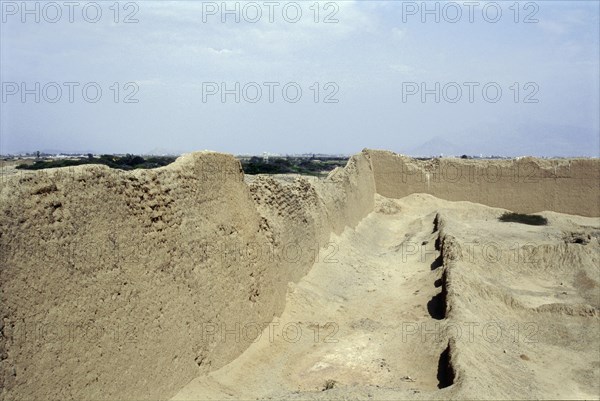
0;151;376;401
367;150;600;217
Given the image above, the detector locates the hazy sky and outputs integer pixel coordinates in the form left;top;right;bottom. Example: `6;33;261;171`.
1;0;599;156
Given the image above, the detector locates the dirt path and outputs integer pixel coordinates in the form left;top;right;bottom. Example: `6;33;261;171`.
172;196;449;399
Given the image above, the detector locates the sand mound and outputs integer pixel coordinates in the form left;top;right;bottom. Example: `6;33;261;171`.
0;150;598;400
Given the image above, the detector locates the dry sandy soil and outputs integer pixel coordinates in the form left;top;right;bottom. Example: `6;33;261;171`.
0;150;598;400
173;193;599;400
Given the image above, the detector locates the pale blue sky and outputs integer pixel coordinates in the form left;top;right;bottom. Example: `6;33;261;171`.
1;1;598;156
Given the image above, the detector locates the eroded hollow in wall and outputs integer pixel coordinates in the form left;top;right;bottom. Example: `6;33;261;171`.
428;249;447;319
437;343;455;389
427;285;447;320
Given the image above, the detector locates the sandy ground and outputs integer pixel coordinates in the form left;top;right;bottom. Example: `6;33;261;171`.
173;194;600;400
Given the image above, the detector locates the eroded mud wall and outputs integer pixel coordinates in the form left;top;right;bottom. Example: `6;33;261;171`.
0;151;376;401
367;150;600;217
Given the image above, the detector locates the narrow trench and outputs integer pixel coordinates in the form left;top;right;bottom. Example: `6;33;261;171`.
430;254;443;270
428;229;447;320
436;343;455;389
432;213;440;233
427;269;447;320
397;213;454;392
432;216;444;270
431;214;455;389
430;272;455;389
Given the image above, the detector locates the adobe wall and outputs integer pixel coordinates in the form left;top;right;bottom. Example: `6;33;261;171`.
366;149;600;217
0;151;376;401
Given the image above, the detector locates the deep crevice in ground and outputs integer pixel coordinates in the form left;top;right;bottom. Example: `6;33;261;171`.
437;343;455;389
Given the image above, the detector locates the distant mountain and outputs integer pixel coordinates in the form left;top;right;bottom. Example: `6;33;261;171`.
409;122;599;158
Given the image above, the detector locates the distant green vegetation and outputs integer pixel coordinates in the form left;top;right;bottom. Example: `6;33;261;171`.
14;154;349;176
16;154;176;171
498;212;548;226
241;156;348;176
